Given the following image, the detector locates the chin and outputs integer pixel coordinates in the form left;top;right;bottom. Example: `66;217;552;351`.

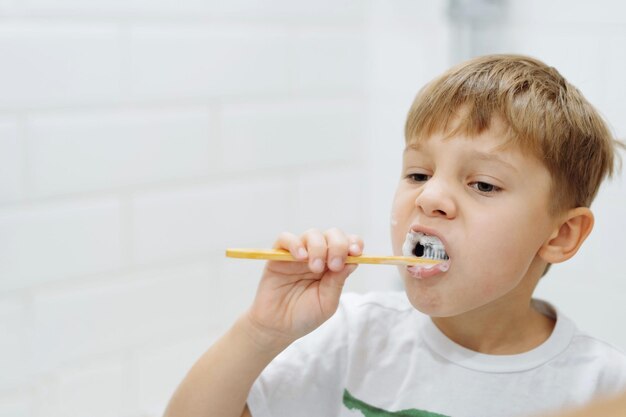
410;300;467;318
402;282;443;315
407;299;451;317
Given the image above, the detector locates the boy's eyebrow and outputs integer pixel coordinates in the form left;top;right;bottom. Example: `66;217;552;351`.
403;145;519;173
466;150;519;173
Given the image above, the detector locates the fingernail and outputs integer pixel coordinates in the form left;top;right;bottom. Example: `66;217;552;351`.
330;257;342;270
350;244;360;254
297;247;308;259
312;258;324;272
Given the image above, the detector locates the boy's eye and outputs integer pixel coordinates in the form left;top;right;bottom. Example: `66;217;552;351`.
470;181;501;194
407;173;430;182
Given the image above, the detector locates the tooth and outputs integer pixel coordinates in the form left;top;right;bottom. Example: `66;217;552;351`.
402;232;419;257
403;230;449;260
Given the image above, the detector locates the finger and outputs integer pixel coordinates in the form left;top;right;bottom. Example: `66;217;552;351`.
347;234;364;256
302;229;327;273
273;231;308;260
318;264;359;315
324;228;350;272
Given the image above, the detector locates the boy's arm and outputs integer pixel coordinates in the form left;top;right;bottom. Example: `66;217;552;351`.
163;228;362;417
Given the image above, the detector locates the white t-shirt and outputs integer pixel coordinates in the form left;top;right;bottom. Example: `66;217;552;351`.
248;291;626;417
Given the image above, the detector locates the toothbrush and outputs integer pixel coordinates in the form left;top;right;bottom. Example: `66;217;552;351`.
225;248;442;266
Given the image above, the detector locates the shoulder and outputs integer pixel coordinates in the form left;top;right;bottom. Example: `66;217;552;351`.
576;332;626;394
536;300;626;366
556;311;626;393
570;331;626;359
570;330;626;377
549;301;626;370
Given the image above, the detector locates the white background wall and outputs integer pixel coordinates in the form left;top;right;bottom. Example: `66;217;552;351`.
0;1;624;416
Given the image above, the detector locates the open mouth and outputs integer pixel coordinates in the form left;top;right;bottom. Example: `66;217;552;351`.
402;231;449;261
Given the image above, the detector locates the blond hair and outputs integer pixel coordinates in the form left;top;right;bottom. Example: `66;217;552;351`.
405;54;623;214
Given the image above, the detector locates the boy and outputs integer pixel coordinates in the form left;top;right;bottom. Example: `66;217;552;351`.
164;54;626;417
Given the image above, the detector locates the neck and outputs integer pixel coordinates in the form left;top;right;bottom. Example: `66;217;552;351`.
431;298;555;355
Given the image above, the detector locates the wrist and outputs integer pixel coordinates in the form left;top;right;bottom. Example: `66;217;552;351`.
235;312;295;355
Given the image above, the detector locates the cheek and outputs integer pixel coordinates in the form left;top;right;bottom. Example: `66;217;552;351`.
470;216;542;279
466;219;526;269
390;207;399;228
391;227;404;255
478;204;536;247
390;191;411;250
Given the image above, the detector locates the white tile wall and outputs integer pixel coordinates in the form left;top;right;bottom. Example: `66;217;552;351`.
507;0;626;25
291;30;367;94
129;25;291;100
0;394;32;417
0;23;122;108
16;0;132;15
0;199;123;291
131;179;291;265
20;0;368;22
52;358;131;417
603;34;626;137
293;166;367;233
138;0;368;22
0;298;27;390
0;119;22;202
220;99;364;172
29;261;213;375
27;107;213;196
0;1;14;13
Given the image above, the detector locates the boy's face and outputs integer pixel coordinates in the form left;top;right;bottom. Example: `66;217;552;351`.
391;125;558;318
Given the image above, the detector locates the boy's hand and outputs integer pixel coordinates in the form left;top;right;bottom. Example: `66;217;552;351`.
242;228;363;351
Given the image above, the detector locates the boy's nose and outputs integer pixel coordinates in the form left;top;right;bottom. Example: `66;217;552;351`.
414;179;456;219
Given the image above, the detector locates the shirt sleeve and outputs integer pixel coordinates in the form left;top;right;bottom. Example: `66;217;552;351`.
247;298;352;417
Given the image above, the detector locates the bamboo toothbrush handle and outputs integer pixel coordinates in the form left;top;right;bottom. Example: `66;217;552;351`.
225;248;441;266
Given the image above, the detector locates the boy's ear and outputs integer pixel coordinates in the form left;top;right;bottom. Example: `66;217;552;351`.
538;207;594;264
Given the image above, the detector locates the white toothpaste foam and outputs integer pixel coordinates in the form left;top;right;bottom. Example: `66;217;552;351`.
402;231;446;258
